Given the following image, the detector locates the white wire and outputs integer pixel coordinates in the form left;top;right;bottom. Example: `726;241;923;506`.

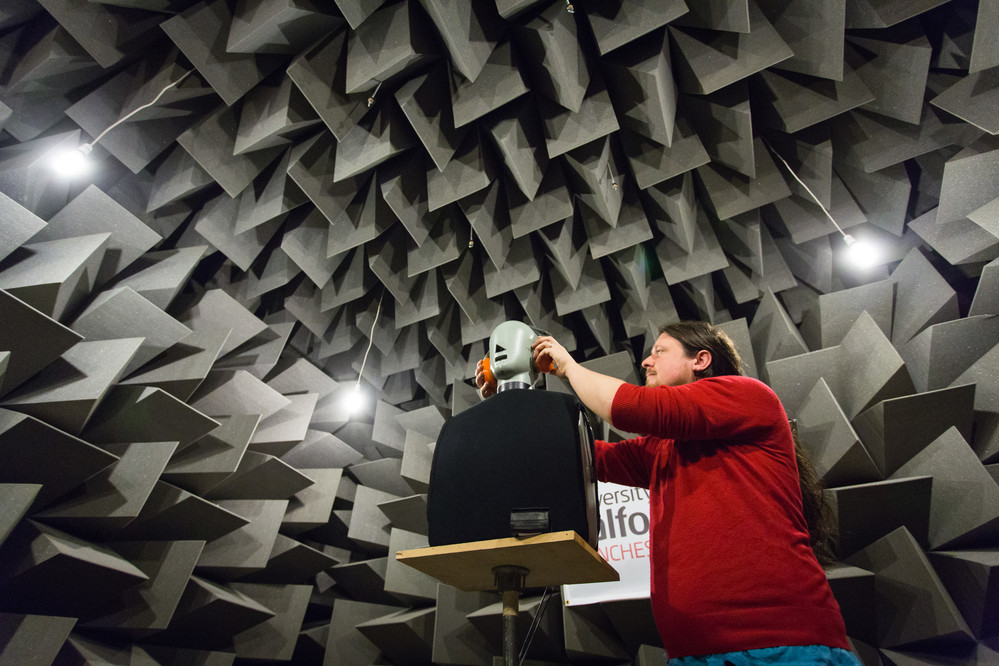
356;290;384;390
89;69;194;147
762;138;848;238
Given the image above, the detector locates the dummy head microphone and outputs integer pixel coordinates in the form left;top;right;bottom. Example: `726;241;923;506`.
484;321;554;391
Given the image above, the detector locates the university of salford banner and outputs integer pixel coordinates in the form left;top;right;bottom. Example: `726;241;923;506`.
563;481;651;606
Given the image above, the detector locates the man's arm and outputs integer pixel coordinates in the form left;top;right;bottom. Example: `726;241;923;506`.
532;335;624;423
612;376;782;441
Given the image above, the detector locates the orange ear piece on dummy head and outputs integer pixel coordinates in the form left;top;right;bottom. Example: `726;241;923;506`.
481;357;495;385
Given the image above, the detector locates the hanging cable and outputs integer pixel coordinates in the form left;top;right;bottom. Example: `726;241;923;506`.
357;289;384;391
53;69;194;176
518;586;554;665
91;69;194;149
762;137;882;267
761;138;848;238
344;289;383;413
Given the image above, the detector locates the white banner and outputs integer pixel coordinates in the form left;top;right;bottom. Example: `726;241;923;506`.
563;481;652;606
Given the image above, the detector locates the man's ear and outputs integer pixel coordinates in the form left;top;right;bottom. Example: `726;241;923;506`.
693;349;712;372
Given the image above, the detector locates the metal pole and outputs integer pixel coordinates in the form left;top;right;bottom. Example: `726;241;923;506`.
502;589;519;666
493;565;529;666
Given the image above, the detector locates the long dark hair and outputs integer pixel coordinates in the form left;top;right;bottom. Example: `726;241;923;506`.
659;321;838;565
660;321;743;379
789;419;838;566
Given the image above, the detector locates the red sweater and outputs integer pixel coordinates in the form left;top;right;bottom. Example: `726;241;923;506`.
598;375;850;659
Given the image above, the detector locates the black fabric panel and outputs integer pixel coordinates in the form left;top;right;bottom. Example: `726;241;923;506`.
427;389;596;547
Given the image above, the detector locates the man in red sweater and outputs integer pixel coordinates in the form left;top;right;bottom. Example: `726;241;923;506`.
481;321;858;665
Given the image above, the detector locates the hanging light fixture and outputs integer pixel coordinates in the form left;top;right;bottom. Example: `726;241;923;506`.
343;290;384;416
51;69;194;178
763;139;882;270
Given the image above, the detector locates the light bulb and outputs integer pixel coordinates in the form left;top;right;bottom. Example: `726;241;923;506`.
344;383;365;414
843;234;881;270
51;143;93;178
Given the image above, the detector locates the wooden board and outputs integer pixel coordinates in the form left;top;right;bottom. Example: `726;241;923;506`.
395;530;619;592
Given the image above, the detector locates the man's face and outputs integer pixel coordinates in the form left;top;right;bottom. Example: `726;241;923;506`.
641;334;698;388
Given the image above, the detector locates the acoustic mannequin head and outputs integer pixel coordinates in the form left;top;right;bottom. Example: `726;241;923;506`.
489;320;539;391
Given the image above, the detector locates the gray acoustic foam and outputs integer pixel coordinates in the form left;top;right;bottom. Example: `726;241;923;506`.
288;31;366;143
602;30;676;148
892;427;999;550
0;520;149;617
931;65;999;135
468;592;565;661
563;602;630;660
147;146;214;213
3;1;999;663
798;278;893;349
35;440;178;540
696;137;791;221
0;289;81;398
161;0;286;106
514;0;589;114
845;526;975;651
229;583;311;660
195;499;289;579
34;0;164;69
72;287;192;376
795;378;880;488
383;527;435;602
228;0;342;55
0;233;110;322
670;3;793;95
432;584;494;664
0;192;46;264
453;40;530;132
587;2;686;57
64;54;212;175
203;452;312;500
926;548;999;641
325;598;400;664
356;605;436;665
395;65;468;173
79;539;204;635
0;409;117;512
854;384;975;477
682;85;754;178
234;80;322;157
0;612;76;665
825;563;877;646
177;104;284;199
767;311;915;419
826;475;932;559
417;0;501;83
2;337;142;436
901;315;999;394
753;64;874;135
343;0;435;95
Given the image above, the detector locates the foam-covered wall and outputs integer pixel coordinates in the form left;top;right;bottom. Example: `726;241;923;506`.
1;0;998;664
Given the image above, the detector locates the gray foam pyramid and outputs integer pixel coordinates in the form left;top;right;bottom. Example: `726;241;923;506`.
3;0;999;662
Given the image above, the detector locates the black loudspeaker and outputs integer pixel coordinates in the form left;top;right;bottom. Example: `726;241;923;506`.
427;388;598;548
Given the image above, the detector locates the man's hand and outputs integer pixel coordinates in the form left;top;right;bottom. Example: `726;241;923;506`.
532;336;572;378
475;359;497;399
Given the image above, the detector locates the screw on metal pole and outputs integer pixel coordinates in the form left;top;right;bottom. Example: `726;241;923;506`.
493;566;529;666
